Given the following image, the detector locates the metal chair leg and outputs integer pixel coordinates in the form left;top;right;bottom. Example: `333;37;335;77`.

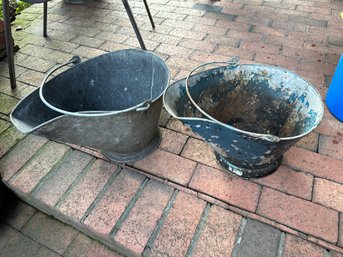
2;0;16;89
43;1;47;37
121;0;146;50
142;0;155;30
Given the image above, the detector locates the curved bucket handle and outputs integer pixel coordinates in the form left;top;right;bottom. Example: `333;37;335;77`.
185;57;281;143
39;56;152;117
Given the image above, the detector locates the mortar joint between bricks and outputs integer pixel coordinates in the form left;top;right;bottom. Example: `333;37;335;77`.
30;148;74;195
231;217;248;257
54;157;97;209
277;232;286;257
7;140;51;184
185;203;211;257
109;178;150;238
142;189;178;257
80;166;122;223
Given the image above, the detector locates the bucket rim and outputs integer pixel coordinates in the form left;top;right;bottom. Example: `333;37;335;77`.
163;63;324;142
38;49;171;117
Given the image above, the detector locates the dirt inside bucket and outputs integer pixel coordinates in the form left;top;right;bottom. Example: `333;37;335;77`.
190;82;295;137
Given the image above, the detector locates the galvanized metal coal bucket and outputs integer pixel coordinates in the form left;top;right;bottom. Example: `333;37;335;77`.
163;59;324;178
11;49;169;163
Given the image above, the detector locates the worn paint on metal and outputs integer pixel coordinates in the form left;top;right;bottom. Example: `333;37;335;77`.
11;50;170;163
163;63;324;178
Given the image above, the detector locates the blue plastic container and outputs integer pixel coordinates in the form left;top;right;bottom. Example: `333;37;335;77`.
326;53;343;122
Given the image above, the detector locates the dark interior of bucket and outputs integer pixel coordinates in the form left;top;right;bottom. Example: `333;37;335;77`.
42;51;169;112
171;65;322;138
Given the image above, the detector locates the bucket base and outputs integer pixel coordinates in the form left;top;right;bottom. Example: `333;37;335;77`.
214;152;282;179
103;130;161;164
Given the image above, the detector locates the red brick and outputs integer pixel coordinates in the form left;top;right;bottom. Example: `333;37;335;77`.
283;46;326;62
193;206;241;257
240;41;282;54
215;20;250;31
214;45;255;60
192;24;228;36
297;60;336;76
64;233;123;257
174;7;205;17
295;70;325;87
257;187;338;243
156;11;186;21
149;192;206;257
272;20;308;32
0;135;47;181
254;53;300;70
58;159;115;220
181;137;221;169
306;236;343;255
168;118;199;138
218;2;243;10
22;212;78;255
162;18;194;30
0;127;25;158
197;192;230;209
295;132;319;152
178;38;217;52
166;56;200;70
316;106;343;137
236;15;271;27
205;35;240;47
251;25;287;37
84;169;145;236
34;150;94;207
114;180;173;256
319;135;343;160
189;164;261;212
296;5;331;15
10;142;70;194
303;42;342;55
327;53;341;65
133;149;196;186
184;15;216;26
3;201;36;230
265;35;305;50
189;50;234;63
169;28;207;41
283;146;343;184
0;224;40;257
313;178;343;212
283;234;324;257
159;127;188;155
256;165;313;200
155;43;193;57
332;252;343;257
228;30;264;42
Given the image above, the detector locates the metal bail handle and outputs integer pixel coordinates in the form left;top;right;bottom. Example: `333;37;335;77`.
185;57;281;143
39;56;81;114
185;57;241;123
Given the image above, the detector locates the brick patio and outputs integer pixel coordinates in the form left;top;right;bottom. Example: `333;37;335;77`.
1;0;343;256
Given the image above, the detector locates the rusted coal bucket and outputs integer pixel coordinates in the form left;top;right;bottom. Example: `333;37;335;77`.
11;49;169;162
163;59;323;178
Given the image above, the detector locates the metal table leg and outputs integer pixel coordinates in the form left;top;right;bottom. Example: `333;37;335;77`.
143;0;155;29
2;0;16;89
121;0;146;50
